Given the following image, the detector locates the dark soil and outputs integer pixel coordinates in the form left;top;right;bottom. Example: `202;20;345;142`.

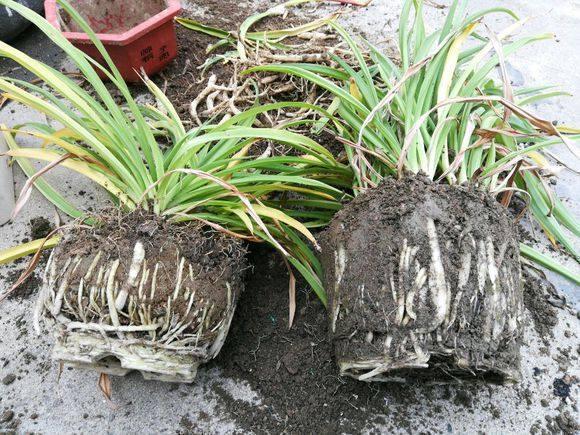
151;0;342;149
207;237;567;433
320;176;523;381
29;217;53;240
212;244;434;434
50;208;247;332
5;269;42;301
522;267;559;343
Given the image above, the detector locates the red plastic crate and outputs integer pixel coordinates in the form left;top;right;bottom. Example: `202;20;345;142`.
44;0;181;82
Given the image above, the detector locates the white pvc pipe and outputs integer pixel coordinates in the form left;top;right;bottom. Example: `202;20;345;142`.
0;134;15;225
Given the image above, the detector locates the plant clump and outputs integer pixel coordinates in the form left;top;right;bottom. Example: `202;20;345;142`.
0;0;349;381
248;0;579;381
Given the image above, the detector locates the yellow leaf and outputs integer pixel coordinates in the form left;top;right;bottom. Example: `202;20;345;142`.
0;236;60;265
557;125;580;134
258;184;336;200
349;78;363;103
1;127;94;160
253;205;318;246
5;148;133;207
437;22;478;109
528;151;549;168
230;208;254;234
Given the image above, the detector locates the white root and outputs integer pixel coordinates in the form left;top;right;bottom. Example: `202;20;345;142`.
115;241;145;311
485;237;505;341
172;256;186;301
383;335;392;352
425;219;448;332
105;259;121;328
365;331;374;344
83;251;102;281
77;278;86;322
395;239;409;325
190;74;217;125
405;262;427;321
331;244;347;333
410;331;428;361
50;257;75;317
33;251;56;334
137;264;149;301
446;234;474;329
67;322;162;332
150;263;160;301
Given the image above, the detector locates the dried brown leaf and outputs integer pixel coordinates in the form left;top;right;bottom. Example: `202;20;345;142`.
98;373;113;402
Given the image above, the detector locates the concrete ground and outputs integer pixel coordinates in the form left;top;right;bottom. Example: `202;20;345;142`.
0;0;578;433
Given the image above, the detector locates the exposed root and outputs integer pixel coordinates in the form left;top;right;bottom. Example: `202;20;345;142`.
37;210;247;382
334;223;522;381
323;179;523;383
187;25;368;153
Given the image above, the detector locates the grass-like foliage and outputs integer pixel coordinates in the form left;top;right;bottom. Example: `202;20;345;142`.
0;0;352;303
246;0;580;281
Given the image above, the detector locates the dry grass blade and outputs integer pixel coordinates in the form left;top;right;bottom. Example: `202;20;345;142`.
338;136;394;168
500;160;522;206
436;137;489;182
280;255;297;328
175;214;263;242
398;95;578;176
486;24;514;121
10;153;73;219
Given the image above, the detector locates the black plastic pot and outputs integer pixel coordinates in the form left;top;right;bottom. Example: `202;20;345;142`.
0;0;44;42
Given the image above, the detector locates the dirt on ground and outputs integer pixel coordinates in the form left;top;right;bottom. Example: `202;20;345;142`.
521;267;560;343
151;0;344;158
205;242;570;433
28;217;53;241
61;0;167;33
153;0;261;124
212;244;430;433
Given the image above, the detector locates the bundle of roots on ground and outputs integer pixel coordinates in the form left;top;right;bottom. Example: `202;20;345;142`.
35;209;247;383
320;176;523;383
189;38;356;131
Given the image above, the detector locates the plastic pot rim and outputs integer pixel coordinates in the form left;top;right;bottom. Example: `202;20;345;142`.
44;0;181;46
